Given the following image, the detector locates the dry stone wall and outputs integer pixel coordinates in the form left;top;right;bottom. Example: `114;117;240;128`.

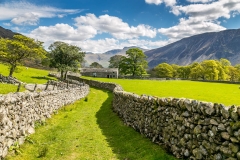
0;85;89;158
79;77;240;160
0;74;22;84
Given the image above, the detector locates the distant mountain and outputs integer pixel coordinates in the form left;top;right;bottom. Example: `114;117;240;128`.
84;46;148;68
0;26;18;39
145;29;240;68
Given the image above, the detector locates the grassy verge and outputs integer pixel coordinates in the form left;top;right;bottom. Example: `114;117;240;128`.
0;83;25;94
0;63;56;84
82;76;240;106
6;88;176;160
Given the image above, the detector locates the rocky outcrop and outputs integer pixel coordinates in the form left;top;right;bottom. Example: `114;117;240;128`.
79;77;240;159
0;83;89;158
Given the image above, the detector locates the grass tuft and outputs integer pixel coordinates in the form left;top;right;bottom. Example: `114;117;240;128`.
84;97;88;102
37;145;48;158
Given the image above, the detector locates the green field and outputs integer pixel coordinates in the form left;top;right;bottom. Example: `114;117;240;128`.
82;76;240;106
6;88;176;160
0;63;56;84
0;83;25;94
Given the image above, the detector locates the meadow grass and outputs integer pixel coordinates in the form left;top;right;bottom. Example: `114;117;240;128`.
82;76;240;106
0;63;56;84
0;83;25;94
5;88;176;160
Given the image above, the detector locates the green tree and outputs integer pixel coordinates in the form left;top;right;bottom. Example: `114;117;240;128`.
154;63;173;78
228;66;240;81
217;58;231;80
108;55;124;68
234;64;240;81
0;35;46;76
119;48;147;77
48;41;85;80
177;66;191;79
171;64;180;78
220;58;231;67
90;62;103;68
190;63;204;79
201;60;219;80
234;64;240;70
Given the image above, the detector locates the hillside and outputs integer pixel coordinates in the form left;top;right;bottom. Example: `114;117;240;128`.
0;26;18;38
84;46;148;68
145;29;240;68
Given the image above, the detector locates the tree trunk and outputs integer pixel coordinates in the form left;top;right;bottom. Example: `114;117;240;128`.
64;71;68;80
9;65;16;77
60;70;64;80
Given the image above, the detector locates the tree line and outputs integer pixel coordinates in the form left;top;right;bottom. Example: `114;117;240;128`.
108;52;240;82
150;59;240;81
1;35;240;82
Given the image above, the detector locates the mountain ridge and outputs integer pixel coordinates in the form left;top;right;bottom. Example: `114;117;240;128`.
0;26;19;39
145;28;240;68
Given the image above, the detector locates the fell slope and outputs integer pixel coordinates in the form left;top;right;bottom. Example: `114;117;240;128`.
145;29;240;68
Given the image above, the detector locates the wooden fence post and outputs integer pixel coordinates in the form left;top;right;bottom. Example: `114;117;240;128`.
16;83;21;92
45;81;49;90
33;84;37;92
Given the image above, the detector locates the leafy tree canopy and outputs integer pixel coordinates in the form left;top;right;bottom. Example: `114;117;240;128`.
151;58;240;81
154;63;173;78
48;41;85;80
119;48;148;77
90;62;103;68
108;55;124;68
0;35;46;76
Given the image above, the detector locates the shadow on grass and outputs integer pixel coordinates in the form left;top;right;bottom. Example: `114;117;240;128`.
31;76;55;81
96;89;177;160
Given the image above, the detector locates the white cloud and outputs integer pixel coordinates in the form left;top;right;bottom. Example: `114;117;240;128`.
186;0;216;3
27;24;167;53
73;38;121;53
70;38;169;53
3;23;11;26
175;2;230;19
145;0;176;7
158;0;240;43
126;39;169;50
0;1;81;25
12;27;20;32
12;0;240;54
11;12;39;25
158;17;226;40
174;0;240;18
29;23;97;42
145;0;164;5
74;14;157;39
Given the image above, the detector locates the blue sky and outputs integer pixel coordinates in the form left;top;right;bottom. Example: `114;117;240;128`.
0;0;240;53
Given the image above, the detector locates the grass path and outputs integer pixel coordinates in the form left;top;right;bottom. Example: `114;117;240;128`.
6;87;176;160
